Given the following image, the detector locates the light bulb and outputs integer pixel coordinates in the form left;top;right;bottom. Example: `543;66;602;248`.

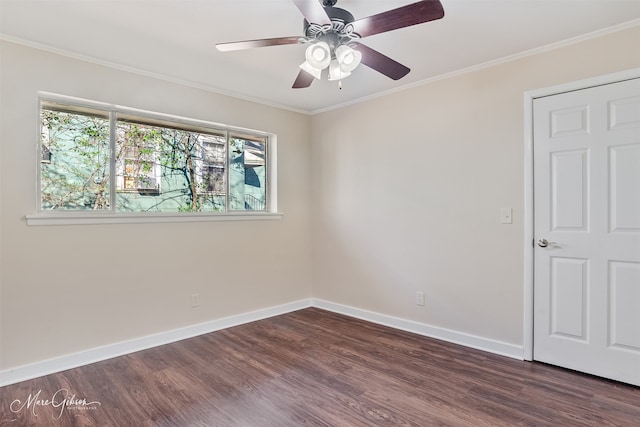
312;48;327;62
305;42;331;69
335;45;362;73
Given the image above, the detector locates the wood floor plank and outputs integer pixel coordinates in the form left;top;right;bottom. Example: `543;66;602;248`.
1;308;639;426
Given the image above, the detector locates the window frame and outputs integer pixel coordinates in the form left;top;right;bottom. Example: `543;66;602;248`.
28;93;281;226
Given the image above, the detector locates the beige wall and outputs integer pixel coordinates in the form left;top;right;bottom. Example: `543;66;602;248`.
1;25;638;372
0;41;313;370
310;26;640;346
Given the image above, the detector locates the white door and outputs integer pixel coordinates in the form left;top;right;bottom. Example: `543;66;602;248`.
533;78;640;386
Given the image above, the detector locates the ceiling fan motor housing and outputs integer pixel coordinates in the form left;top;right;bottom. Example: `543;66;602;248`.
303;6;359;48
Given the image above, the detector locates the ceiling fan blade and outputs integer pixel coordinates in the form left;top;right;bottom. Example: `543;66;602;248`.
292;69;315;88
291;0;332;25
349;0;444;39
353;43;410;80
216;36;302;52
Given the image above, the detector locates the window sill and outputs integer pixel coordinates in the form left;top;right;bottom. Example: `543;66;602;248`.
25;212;284;226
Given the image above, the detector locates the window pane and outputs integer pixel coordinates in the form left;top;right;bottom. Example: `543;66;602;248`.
200;135;227;198
229;135;267;211
40;107;110;210
115;120;227;212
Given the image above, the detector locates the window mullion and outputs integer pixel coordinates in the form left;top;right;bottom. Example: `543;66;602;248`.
260;140;268;212
110;110;117;212
225;131;230;212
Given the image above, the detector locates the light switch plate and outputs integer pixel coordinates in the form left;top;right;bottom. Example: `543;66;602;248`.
500;208;513;224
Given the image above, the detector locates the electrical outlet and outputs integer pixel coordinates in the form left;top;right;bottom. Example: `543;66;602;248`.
191;293;200;308
416;291;425;306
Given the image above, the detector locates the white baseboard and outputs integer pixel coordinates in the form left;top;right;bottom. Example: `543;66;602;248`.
312;299;524;360
0;299;312;387
1;298;524;387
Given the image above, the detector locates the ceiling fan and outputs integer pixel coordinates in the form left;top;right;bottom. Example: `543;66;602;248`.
216;0;445;89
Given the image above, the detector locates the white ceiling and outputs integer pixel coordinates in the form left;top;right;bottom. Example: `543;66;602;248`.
1;0;639;113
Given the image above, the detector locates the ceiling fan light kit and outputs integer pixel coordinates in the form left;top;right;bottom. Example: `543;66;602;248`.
301;42;361;84
216;0;445;89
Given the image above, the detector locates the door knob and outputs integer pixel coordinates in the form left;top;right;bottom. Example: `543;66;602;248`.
538;238;549;248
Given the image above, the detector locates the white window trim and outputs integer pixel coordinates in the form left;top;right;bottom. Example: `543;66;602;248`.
25;211;283;226
29;92;281;225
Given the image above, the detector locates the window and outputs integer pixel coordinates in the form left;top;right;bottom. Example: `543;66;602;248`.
37;97;274;220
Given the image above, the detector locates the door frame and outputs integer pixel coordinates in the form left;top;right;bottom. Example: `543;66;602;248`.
522;68;640;361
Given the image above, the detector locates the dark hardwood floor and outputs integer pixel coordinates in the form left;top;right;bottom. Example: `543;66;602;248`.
1;308;638;426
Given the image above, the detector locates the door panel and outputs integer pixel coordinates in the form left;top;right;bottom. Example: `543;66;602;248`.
610;144;640;231
551;150;588;230
550;104;590;137
609;261;640;351
609;95;640;130
550;257;588;340
533;78;640;386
